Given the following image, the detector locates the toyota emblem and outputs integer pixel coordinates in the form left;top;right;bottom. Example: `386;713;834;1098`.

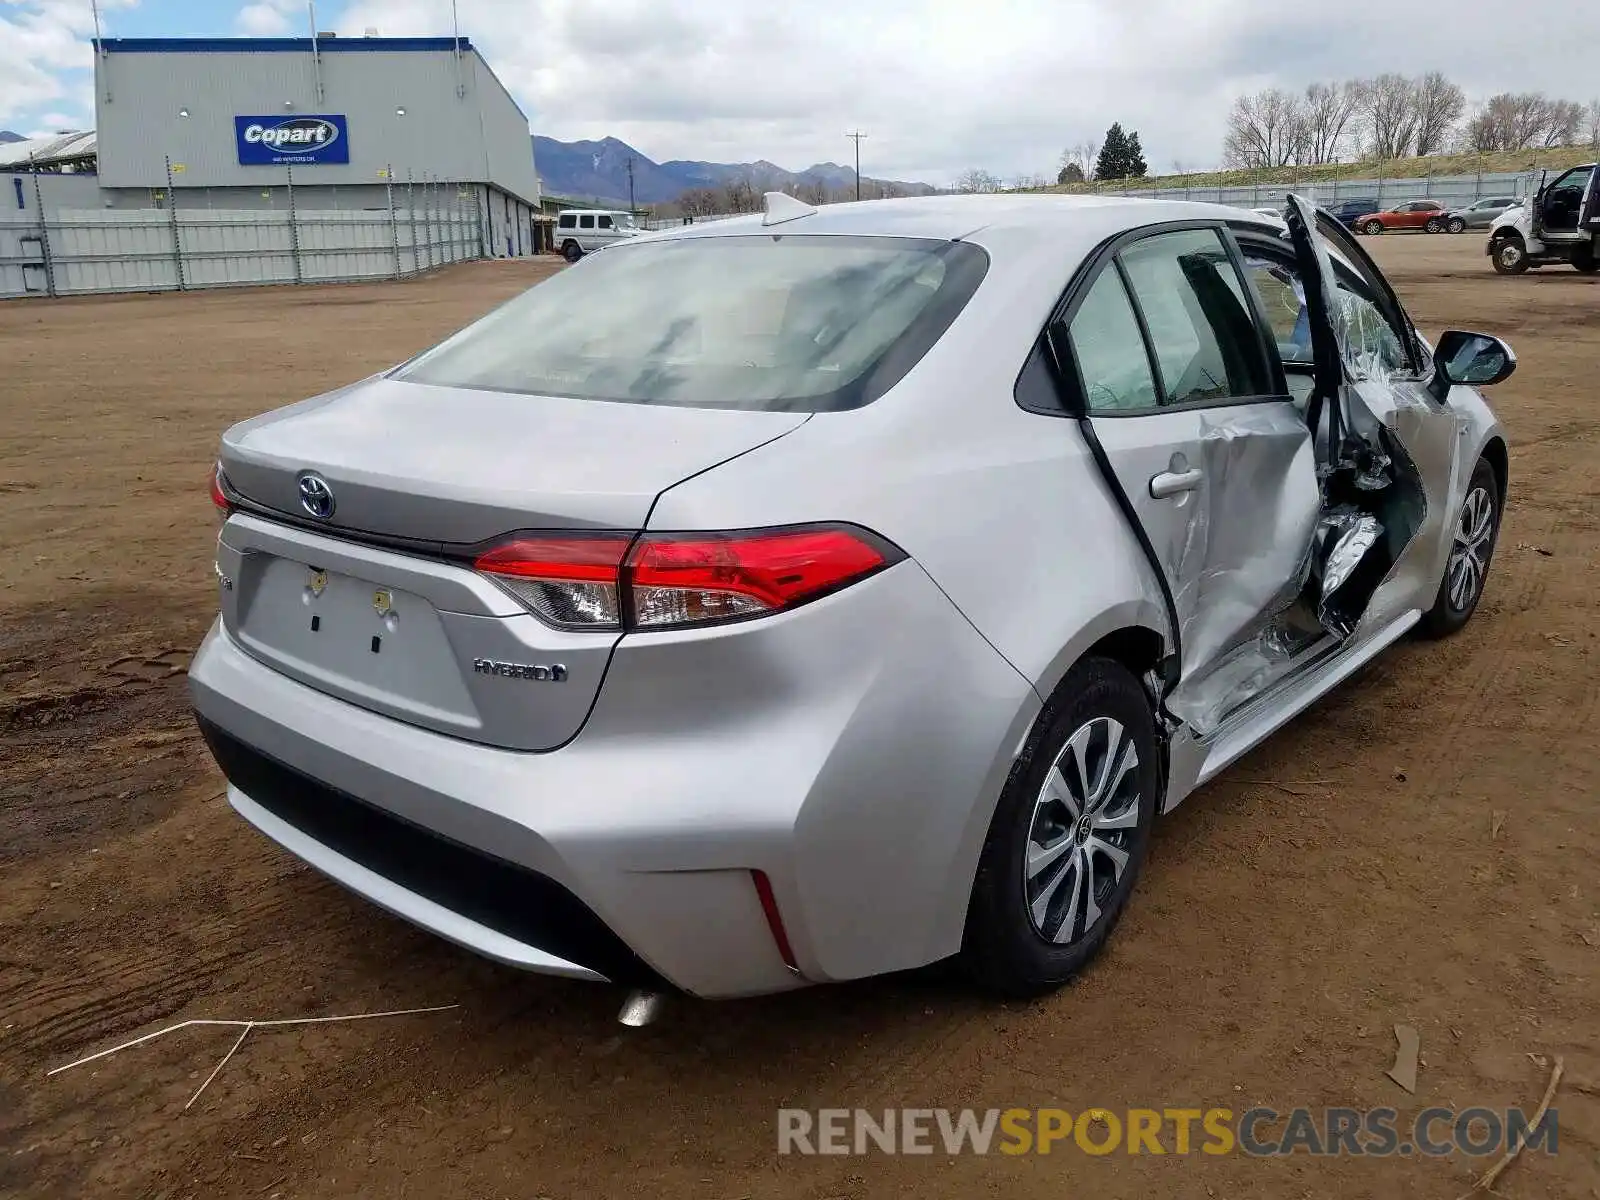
297;471;336;519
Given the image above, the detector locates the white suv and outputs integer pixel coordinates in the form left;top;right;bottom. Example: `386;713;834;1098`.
555;209;642;261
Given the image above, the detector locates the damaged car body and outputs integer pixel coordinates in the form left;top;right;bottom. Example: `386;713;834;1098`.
190;191;1512;1006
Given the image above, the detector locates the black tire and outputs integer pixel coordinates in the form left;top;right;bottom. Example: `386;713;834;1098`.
1425;217;1444;233
1362;219;1385;236
1447;217;1467;234
561;240;583;263
1419;457;1501;638
961;657;1160;998
1572;247;1599;273
1490;236;1529;275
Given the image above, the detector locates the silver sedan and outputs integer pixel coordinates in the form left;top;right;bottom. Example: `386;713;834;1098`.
191;193;1513;1007
1446;195;1522;232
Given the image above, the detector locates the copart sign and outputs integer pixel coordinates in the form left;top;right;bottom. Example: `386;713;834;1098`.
235;115;350;165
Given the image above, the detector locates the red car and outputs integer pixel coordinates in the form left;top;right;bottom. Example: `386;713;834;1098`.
1357;200;1449;234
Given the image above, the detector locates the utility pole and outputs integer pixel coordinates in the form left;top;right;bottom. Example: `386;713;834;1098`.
847;130;867;201
627;156;635;213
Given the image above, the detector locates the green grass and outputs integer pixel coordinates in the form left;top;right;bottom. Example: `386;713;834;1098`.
1033;145;1597;193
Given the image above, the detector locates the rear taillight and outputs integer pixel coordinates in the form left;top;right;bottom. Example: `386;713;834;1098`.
627;528;892;629
210;462;232;516
471;524;900;633
473;535;631;630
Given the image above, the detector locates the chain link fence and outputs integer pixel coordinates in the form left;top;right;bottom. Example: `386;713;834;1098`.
1;163;486;300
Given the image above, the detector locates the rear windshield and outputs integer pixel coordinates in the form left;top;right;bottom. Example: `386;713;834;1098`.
395;235;989;412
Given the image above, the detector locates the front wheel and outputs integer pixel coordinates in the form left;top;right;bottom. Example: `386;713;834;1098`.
1447;217;1467;234
1362;219;1385;236
961;657;1159;998
1419;458;1500;638
1490;237;1529;275
1425;217;1445;233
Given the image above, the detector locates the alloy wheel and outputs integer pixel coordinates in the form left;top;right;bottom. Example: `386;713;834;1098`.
1447;485;1495;611
1023;716;1141;946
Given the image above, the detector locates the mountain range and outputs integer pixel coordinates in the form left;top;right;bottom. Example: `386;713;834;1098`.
0;131;26;144
532;135;936;206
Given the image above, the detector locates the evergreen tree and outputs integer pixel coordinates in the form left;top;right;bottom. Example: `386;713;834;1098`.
1093;123;1150;181
1125;130;1148;178
1057;162;1085;185
1094;124;1129;181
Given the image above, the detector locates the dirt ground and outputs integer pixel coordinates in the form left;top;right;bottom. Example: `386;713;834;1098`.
1;238;1596;1200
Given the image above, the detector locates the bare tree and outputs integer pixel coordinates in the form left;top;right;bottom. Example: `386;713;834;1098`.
1590;99;1600;154
721;179;760;213
1059;141;1098;183
1300;81;1361;163
797;178;830;206
1543;99;1586;147
954;169;1002;193
1357;74;1421;159
676;187;722;217
1466;92;1590;152
1223;87;1306;168
1412;71;1466;156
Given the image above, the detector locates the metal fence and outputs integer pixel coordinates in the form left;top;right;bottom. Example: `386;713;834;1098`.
1088;169;1538;212
1;171;485;300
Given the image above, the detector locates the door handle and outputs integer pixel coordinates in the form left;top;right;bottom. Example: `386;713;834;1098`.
1149;468;1203;499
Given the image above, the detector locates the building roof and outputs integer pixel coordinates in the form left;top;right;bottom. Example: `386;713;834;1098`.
0;131;97;169
96;37;477;54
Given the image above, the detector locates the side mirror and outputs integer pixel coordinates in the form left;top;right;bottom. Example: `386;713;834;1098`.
1430;330;1516;399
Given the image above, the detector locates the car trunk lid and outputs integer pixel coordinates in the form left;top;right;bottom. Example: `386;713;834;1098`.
219;375;809;544
214;376;808;750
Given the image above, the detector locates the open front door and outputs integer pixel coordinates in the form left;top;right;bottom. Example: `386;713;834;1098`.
1052;223;1323;737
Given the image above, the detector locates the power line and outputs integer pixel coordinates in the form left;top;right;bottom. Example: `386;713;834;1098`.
846;130;868;201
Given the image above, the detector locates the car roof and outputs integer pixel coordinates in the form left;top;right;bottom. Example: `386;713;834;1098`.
638;193;1291;247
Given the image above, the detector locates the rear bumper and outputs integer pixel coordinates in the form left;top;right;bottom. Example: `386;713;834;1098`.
190;559;1039;999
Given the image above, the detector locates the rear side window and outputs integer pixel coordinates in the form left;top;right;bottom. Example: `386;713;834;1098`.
1118;229;1273;405
395;235;989;412
558;214;576;229
1067;270;1159;413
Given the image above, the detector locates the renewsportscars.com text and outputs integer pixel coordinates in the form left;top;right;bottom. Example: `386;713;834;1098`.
777;1106;1559;1158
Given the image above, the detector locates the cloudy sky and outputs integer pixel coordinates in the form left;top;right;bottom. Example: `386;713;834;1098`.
4;0;1597;184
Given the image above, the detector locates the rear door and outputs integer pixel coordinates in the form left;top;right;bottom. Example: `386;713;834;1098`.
1052;224;1322;720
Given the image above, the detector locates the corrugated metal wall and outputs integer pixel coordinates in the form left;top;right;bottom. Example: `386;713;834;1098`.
0;198;484;299
94;44;537;206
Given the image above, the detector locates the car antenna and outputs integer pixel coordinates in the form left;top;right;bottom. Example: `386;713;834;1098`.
762;191;817;227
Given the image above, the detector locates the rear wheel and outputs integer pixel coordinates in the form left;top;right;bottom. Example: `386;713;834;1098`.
561;240;583;263
1420;458;1500;638
1447;217;1467;234
1573;246;1599;273
962;657;1159;998
1490;236;1529;275
1362;219;1385;236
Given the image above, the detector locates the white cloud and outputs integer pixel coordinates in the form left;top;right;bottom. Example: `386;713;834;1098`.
0;0;138;131
235;0;301;37
336;0;1600;185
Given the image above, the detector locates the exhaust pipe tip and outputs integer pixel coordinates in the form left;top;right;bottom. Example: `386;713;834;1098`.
617;989;666;1028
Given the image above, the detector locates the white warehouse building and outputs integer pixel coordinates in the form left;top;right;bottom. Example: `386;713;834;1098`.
91;35;542;258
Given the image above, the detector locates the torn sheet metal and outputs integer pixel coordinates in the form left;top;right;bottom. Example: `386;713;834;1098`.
1311;506;1384;638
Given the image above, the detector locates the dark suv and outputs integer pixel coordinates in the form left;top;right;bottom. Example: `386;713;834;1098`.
1325;198;1381;228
